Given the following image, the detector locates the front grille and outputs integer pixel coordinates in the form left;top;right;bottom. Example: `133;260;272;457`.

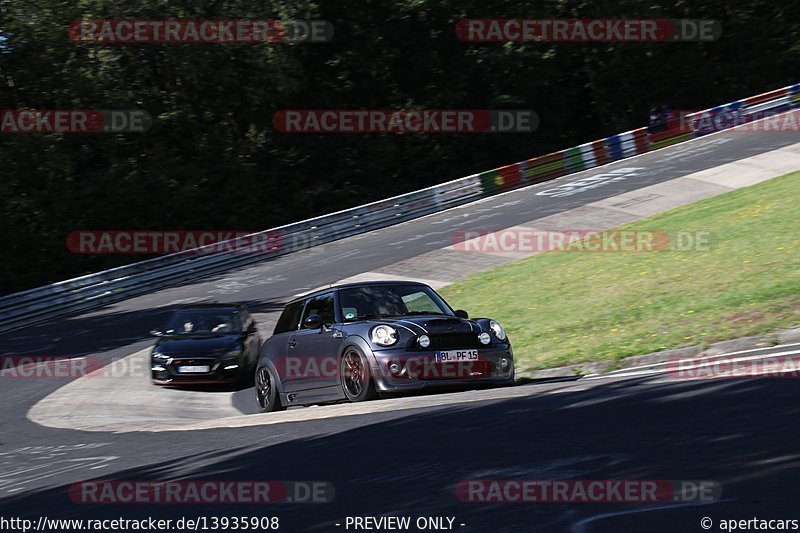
422;332;484;349
168;357;218;375
171;358;216;365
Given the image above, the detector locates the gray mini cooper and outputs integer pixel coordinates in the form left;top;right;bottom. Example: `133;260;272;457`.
255;281;514;412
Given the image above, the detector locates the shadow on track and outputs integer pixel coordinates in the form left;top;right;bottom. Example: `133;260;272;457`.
2;375;800;531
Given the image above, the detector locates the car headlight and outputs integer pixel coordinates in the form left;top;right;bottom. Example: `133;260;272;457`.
223;349;242;359
489;320;506;341
152;349;170;361
371;325;398;346
478;332;491;345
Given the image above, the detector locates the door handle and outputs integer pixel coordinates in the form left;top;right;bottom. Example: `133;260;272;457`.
288;340;297;348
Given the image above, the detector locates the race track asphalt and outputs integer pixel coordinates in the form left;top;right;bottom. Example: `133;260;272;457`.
1;127;798;532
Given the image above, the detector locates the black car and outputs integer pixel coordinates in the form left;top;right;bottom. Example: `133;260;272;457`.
255;281;514;412
150;303;261;385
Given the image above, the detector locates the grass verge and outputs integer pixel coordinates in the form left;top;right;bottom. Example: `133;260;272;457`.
440;171;800;372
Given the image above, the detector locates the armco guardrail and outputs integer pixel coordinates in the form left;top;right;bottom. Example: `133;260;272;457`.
1;84;797;334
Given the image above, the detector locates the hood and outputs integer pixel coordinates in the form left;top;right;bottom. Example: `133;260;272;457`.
368;316;481;335
155;334;241;356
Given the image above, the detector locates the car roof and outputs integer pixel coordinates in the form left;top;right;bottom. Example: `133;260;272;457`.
287;280;429;304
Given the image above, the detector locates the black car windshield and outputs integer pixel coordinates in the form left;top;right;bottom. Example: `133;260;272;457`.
164;308;242;336
338;284;454;321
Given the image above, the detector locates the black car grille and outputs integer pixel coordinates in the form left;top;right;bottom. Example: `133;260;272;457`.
170;358;217;365
167;358;218;374
413;332;484;350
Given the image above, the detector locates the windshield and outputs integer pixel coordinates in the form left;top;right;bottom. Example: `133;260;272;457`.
338;284;453;321
164;308;242;336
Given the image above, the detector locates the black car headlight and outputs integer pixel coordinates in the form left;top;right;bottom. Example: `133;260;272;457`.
221;349;243;370
371;325;398;346
489;320;506;341
152;349;170;361
222;349;242;359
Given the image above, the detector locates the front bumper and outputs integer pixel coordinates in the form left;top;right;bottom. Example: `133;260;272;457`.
369;345;514;392
151;355;247;385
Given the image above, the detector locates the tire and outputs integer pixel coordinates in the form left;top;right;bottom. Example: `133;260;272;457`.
340;347;377;402
255;366;286;412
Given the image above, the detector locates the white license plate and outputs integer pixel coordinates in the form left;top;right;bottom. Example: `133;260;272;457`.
177;365;211;373
435;350;479;363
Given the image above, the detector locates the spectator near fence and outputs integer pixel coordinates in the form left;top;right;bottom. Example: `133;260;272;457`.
648;104;674;133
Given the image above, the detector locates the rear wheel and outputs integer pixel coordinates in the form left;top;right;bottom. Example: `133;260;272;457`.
340;347;377;402
255;366;286;412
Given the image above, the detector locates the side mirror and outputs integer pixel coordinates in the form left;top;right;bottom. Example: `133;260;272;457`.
454;310;469;319
150;329;164;337
303;315;323;329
